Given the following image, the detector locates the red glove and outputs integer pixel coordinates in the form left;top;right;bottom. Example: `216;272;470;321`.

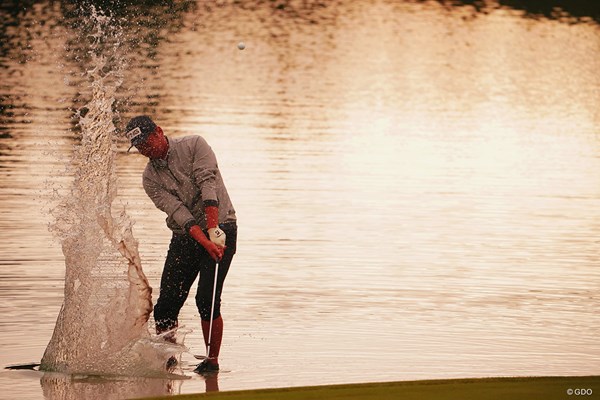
189;225;223;261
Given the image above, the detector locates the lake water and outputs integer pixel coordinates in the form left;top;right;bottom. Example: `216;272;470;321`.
1;1;599;399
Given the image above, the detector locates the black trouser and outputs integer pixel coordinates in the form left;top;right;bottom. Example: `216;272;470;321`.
154;222;237;332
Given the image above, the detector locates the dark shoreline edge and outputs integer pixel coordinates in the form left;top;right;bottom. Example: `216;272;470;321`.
141;375;599;400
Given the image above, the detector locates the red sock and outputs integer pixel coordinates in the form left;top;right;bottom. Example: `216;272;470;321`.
201;316;223;365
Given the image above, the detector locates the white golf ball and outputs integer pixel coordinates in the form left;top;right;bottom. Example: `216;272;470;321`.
237;42;245;50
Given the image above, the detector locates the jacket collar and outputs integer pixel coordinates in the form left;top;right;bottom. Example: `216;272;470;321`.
150;136;171;169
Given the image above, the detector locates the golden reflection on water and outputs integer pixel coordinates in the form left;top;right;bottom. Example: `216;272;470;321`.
0;1;599;399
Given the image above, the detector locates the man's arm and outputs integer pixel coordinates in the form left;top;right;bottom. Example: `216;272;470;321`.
143;176;196;231
190;136;219;212
144;176;224;261
190;136;227;250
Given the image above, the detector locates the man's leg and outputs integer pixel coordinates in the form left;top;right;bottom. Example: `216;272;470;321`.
154;234;201;340
195;223;237;368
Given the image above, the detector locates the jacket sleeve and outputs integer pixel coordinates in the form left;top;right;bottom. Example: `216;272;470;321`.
191;136;219;207
143;175;196;232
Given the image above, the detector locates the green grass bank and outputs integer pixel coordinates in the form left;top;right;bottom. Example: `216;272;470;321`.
142;375;599;400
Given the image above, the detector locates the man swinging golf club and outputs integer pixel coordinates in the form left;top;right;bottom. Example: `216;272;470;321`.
126;115;237;374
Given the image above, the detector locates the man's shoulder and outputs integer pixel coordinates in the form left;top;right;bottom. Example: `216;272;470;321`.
171;135;206;145
170;135;210;154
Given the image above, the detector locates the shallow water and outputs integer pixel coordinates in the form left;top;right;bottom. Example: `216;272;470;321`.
1;1;600;399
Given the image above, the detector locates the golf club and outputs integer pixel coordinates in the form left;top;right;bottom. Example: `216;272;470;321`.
206;258;219;360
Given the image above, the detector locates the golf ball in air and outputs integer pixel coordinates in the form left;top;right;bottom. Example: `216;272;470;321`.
237;42;245;50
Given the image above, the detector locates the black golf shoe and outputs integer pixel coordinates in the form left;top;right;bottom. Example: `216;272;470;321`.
193;359;219;375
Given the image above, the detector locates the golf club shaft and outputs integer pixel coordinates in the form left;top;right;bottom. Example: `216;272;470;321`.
206;259;219;358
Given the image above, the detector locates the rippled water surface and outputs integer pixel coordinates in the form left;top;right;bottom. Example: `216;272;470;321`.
1;1;599;399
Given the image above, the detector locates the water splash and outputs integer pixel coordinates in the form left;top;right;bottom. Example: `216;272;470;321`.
40;6;182;376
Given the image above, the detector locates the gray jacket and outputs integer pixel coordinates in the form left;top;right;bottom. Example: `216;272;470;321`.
142;135;236;234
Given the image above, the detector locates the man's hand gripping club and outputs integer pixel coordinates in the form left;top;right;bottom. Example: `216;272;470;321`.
188;205;226;261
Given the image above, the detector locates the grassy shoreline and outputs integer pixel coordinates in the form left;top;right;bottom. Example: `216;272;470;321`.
142;375;599;400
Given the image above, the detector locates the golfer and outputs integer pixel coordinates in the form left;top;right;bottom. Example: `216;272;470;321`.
126;115;237;374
